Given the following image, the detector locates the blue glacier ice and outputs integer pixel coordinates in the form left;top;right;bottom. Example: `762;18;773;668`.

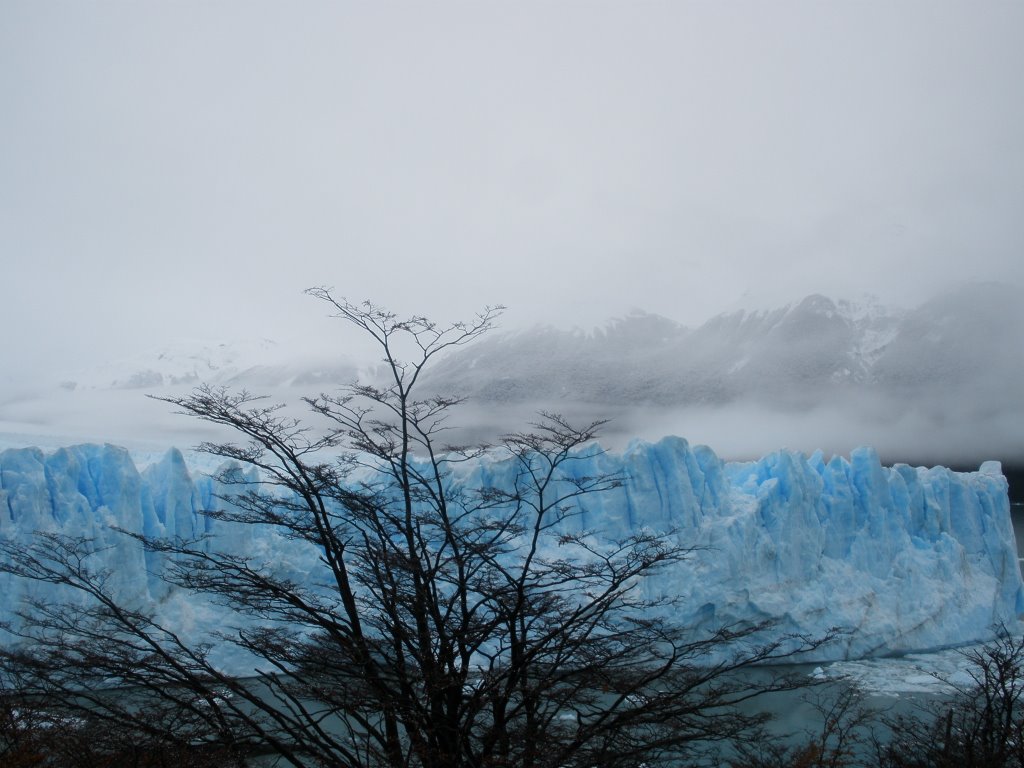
1;438;1021;662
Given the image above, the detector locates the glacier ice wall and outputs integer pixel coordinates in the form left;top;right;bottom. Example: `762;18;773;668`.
1;439;1021;661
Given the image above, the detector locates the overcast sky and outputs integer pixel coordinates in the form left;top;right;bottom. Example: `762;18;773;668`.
2;1;1023;377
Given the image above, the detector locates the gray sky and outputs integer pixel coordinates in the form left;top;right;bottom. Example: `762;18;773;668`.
2;1;1023;378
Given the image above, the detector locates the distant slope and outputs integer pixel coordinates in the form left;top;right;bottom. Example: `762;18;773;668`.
420;283;1021;413
872;283;1024;412
2;282;1020;467
418;293;897;407
33;283;1020;412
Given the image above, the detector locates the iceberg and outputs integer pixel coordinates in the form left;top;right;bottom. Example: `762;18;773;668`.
1;438;1020;661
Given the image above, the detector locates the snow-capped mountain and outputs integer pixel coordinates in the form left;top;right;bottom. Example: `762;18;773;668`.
419;284;1022;410
30;283;1020;411
1;282;1020;465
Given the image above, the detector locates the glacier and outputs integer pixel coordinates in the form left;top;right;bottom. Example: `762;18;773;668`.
0;438;1021;662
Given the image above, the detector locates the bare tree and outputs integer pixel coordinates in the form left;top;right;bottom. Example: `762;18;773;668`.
878;628;1024;768
729;681;883;768
0;291;834;767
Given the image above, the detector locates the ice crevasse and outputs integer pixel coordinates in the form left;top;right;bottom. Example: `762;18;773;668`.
0;437;1020;662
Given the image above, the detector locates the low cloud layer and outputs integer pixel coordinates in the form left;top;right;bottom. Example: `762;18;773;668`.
2;2;1023;393
2;285;1020;471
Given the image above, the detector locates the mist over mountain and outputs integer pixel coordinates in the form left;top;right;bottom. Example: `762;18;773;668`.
416;282;1023;466
418;294;884;408
421;284;1020;410
52;338;361;394
872;284;1024;411
1;283;1020;469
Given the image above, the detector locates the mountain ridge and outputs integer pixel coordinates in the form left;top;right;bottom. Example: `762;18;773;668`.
3;282;1020;467
38;284;1017;409
419;283;1020;410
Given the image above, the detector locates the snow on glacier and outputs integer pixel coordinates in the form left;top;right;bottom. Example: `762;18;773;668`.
0;438;1020;663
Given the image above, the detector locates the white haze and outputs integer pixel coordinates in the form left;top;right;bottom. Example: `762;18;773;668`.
2;376;1020;469
1;2;1022;465
1;284;1021;470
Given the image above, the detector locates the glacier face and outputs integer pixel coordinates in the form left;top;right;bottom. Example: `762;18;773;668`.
1;439;1021;662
